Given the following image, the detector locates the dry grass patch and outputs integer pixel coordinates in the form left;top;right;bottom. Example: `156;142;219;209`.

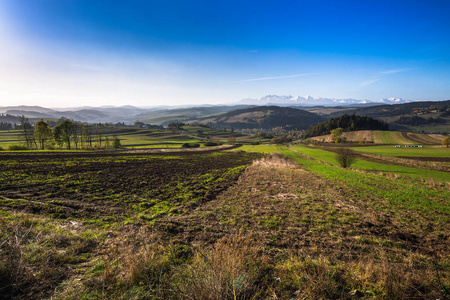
0;213;98;300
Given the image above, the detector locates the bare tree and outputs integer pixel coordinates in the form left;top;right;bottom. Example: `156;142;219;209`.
336;148;357;168
83;126;93;148
72;123;82;150
18;116;36;149
96;131;103;148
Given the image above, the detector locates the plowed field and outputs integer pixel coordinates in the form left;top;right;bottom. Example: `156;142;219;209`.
0;150;261;221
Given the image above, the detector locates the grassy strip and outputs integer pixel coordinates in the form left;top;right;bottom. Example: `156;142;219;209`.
390;131;414;144
349;145;450;157
238;144;284;153
280;146;450;224
290;144;450;183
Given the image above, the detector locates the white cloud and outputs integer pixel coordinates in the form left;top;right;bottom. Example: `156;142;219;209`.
380;67;417;74
359;78;381;87
241;72;318;82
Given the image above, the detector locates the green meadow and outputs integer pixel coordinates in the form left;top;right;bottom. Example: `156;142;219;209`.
288;143;450;183
350;144;450;157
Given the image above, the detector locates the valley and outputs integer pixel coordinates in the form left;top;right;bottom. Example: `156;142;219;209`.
0;126;448;299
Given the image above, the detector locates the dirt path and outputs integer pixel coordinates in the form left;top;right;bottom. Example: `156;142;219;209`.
168;155;445;257
124;144;237;153
397;156;450;162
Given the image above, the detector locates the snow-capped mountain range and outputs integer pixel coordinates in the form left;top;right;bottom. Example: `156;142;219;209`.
239;95;412;106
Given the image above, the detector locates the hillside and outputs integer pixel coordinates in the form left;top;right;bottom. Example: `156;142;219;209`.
0;105;255;125
308;100;450;133
308;100;449;118
305;114;389;137
134;105;254;125
188;106;324;130
309;130;445;144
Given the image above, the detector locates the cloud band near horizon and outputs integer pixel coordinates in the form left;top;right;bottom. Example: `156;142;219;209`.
241;72;318;82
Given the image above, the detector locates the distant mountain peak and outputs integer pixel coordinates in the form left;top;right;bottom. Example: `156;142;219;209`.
239;95;414;106
378;97;410;103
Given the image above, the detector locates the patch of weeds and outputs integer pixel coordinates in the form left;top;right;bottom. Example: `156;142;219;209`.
259;216;282;230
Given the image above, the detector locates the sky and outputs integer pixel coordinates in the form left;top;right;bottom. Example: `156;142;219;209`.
0;0;449;108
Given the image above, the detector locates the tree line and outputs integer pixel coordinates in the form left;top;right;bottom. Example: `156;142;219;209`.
305;114;389;137
17;117;121;150
397;115;446;126
0;122;13;130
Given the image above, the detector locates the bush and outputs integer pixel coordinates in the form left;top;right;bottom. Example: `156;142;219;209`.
181;143;200;148
251;141;260;145
336;148;357;168
112;137;121;148
443;136;450;148
0;146;4;151
204;141;221;147
8;144;28;150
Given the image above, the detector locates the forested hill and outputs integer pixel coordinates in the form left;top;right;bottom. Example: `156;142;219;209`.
322;100;450;119
305;114;389;137
189;106;325;130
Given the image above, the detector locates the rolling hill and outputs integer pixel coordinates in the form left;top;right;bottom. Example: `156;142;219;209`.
306;100;450;133
188;106;325;130
133;105;254;125
0;105;254;125
308;130;445;144
305;114;390;137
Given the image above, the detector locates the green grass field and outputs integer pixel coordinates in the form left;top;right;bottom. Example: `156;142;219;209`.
279;146;449;220
373;130;403;144
288;144;450;183
238;144;283;153
350;145;450;157
0;130;20;147
313;130;445;145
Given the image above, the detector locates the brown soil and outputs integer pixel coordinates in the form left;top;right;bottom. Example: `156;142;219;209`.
0;150;259;220
401;132;435;145
397;156;450;162
125;144;237;153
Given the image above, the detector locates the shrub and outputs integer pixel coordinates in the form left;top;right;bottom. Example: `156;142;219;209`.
336;148;357;168
181;143;200;148
112;137;121;148
443;136;450;148
204;141;221;147
8;144;28;150
0;146;4;151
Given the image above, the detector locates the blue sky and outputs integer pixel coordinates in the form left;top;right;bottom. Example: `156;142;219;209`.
0;0;449;107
